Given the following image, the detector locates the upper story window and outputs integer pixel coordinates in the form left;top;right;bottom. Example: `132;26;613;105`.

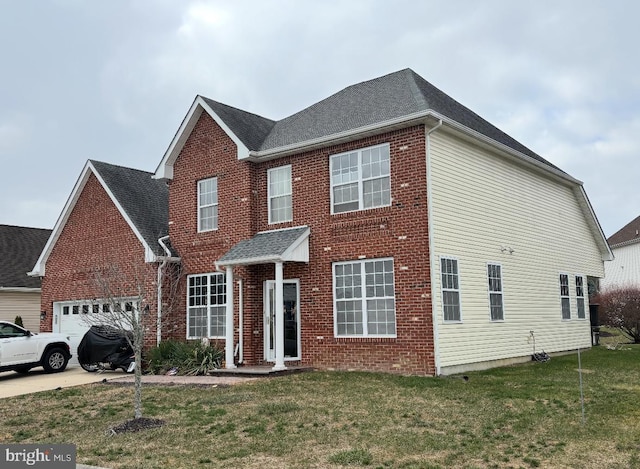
560;273;571;320
487;263;504;321
330;143;391;214
198;177;218;232
268;165;292;224
575;275;586;319
441;257;461;322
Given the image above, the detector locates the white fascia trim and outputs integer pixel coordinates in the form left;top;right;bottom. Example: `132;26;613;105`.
246;111;431;161
0;287;41;293
153;96;251;180
574;186;614;262
29;161;160;277
246;109;582;188
427;111;583;186
29;161;94;277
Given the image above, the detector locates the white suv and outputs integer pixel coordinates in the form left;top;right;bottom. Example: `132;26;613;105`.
0;321;72;373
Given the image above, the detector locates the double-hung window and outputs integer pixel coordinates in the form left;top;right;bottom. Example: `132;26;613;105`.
187;273;226;338
560;274;571;320
330;143;391;213
334;258;396;337
487;263;504;321
198;177;218;232
268;165;292;224
575;275;586;319
441;257;461;322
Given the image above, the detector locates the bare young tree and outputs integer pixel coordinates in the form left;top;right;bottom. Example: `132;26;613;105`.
80;263;156;419
597;286;640;344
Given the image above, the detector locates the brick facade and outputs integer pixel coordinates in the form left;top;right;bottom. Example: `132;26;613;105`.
40;174;160;350
169;112;436;375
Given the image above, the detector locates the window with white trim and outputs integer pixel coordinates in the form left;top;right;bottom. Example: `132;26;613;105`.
330;143;391;214
198;177;218;232
560;274;571;320
487;263;504;321
334;258;396;336
441;257;461;322
187;273;226;338
268;165;292;224
575;275;586;319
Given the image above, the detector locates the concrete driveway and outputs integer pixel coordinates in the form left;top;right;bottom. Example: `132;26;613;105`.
0;365;126;399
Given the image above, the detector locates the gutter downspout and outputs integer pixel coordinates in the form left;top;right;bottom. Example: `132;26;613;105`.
426;119;443;375
236;279;244;364
157;236;171;346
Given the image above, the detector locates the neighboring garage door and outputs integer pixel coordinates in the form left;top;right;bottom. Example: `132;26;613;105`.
54;300;135;365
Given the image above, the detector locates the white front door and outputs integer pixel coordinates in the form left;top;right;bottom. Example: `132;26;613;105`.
264;280;300;362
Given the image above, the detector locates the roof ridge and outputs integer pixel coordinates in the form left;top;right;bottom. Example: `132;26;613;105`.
90;159;155;176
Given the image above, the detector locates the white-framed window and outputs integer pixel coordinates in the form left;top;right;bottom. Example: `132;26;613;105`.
268;165;292;224
198;177;218;232
487;263;504;321
441;257;461;322
333;258;396;337
330;143;391;214
187;273;226;338
560;273;571;320
575;275;586;319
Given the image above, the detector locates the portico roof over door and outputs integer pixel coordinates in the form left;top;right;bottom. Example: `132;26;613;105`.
216;225;310;267
215;226;310;371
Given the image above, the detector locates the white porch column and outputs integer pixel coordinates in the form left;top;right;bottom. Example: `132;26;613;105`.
273;261;286;371
225;266;236;369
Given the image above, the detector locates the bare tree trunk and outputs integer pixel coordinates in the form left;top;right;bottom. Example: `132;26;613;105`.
133;323;143;419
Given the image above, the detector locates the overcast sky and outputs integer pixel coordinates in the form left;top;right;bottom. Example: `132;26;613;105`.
1;1;638;238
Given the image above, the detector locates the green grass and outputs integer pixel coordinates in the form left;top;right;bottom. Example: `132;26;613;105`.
1;346;640;468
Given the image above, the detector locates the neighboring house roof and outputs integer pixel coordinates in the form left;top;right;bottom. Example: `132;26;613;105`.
0;225;52;289
607;215;640;248
217;226;310;267
30;161;173;277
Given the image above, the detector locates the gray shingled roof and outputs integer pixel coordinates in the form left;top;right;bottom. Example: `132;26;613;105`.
90;161;170;256
202;68;561;172
0;225;52;288
201;97;276;151
218;227;309;265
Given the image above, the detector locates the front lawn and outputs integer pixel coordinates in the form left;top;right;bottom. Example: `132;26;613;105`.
1;345;639;468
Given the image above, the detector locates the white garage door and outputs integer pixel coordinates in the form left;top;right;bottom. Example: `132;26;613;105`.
54;300;136;365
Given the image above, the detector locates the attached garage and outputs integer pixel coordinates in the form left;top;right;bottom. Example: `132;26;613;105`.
53;299;136;365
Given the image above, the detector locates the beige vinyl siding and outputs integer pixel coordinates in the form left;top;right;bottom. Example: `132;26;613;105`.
0;291;42;332
429;131;604;369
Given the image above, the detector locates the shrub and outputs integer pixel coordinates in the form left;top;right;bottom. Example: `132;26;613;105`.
14;316;24;327
596;286;640;343
146;340;223;375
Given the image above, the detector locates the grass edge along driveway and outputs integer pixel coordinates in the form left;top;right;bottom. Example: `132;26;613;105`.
1;345;639;469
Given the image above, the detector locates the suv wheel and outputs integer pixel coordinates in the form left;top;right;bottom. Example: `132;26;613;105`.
42;348;69;373
14;366;31;374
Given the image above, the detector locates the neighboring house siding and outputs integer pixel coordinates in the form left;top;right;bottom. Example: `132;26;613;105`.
429;131;603;371
0;291;41;331
40;174;160;349
169;112;437;374
602;242;640;290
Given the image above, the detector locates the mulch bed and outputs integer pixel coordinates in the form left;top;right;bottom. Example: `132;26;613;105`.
109;417;166;435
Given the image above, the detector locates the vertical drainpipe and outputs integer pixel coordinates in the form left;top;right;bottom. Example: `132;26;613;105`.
225;266;236;369
426;119;443;375
157;236;172;346
237;279;244;364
